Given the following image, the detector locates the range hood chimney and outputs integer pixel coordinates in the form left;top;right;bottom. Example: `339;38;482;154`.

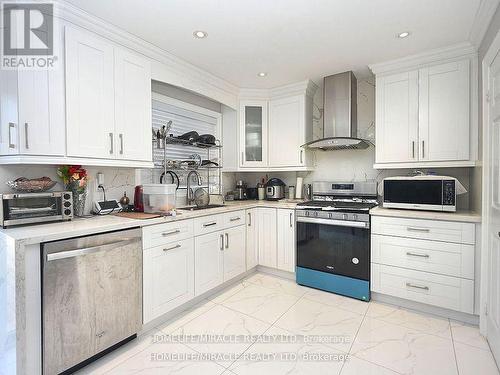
303;71;370;150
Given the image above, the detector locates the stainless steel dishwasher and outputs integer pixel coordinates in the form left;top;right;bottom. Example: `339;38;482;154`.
42;228;142;375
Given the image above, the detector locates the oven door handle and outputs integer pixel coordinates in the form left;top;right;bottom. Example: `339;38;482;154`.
297;217;369;228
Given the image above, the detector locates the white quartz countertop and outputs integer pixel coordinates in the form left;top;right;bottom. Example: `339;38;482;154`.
370;206;481;223
0;199;303;244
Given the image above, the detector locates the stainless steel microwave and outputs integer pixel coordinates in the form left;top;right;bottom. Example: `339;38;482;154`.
383;177;456;212
0;191;73;228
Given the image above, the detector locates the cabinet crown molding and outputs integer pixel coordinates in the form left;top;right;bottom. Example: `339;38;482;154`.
239;79;318;100
369;42;477;75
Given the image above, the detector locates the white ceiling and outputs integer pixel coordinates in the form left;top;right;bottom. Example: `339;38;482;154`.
65;0;484;88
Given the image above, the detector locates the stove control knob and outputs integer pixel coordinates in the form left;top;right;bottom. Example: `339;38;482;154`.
342;214;348;220
353;214;358;220
305;211;310;217
314;211;319;217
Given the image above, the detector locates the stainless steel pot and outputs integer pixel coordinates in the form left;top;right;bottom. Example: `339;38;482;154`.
265;178;286;200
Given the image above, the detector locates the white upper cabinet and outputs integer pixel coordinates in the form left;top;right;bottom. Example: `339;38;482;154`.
65;26;153;165
18;68;65;156
65;27;115;159
418;60;470;162
269;95;306;167
0;70;19;155
237;80;317;171
371;46;477;168
240;100;268;168
114;49;152;161
375;71;419;163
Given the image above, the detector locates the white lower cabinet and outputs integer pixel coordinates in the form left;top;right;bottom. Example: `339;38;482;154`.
194;214;247;296
223;225;247;281
194;231;224;296
250;207;296;273
246;209;258;269
257;208;278;268
277;209;296;272
143;238;195;323
371;215;475;314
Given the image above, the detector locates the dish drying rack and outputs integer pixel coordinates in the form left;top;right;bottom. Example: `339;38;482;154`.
151;133;223;195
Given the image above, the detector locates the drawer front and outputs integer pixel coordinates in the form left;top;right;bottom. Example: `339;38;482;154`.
371;234;474;279
193;214;224;236
143;219;194;249
371;216;475;244
223;210;246;228
371;264;474;314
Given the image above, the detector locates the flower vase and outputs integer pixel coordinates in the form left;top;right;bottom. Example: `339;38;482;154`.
67;181;88;217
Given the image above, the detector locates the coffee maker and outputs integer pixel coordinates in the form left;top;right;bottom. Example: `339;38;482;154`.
234;180;247;200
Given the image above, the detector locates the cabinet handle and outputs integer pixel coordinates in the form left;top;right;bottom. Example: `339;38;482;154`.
225;232;229;248
220;234;224;250
412;141;415;159
248;212;252;226
96;331;106;338
406;282;429;291
24;123;29;149
406;227;430;233
241;151;245;163
8;122;15;149
161;229;180;236
300;150;303;164
119;133;124;155
109;133;114;154
421;140;425;158
230;217;241;222
163;244;181;252
406;252;430;258
203;222;217;227
290;212;293;227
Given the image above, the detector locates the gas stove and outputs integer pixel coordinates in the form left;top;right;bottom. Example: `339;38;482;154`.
296;181;378;215
295;181;378;302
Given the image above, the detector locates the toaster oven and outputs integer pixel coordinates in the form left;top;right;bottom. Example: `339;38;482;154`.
0;192;73;228
383;177;456;212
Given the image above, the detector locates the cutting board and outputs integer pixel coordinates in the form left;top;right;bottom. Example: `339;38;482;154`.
114;212;162;220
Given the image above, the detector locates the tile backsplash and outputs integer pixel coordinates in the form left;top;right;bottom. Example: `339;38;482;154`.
0;165;136;215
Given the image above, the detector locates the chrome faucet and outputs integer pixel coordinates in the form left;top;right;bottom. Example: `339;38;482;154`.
186;170;202;205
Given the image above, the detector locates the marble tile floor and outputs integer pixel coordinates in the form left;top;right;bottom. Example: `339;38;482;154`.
76;272;499;375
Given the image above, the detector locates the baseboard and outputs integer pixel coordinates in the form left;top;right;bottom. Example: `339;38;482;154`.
140;268;258;334
372;292;479;325
256;265;295;280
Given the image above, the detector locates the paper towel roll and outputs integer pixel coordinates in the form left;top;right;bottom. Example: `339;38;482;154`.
295;177;303;199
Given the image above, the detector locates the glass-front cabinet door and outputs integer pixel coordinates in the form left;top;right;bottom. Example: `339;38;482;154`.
240;100;268;167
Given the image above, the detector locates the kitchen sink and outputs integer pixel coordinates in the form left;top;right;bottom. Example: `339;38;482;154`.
177;204;226;211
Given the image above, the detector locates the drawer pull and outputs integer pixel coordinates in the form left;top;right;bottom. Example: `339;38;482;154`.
406;227;430;233
406;252;430;258
203;222;217;227
163;244;181;252
230;217;241;222
406;282;429;291
162;229;180;237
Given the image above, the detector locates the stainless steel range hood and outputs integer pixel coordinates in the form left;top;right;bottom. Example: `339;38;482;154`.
303;71;370;150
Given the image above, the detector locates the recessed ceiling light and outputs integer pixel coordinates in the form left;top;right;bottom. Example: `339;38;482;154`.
257;72;267;77
397;31;410;39
193;30;208;39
